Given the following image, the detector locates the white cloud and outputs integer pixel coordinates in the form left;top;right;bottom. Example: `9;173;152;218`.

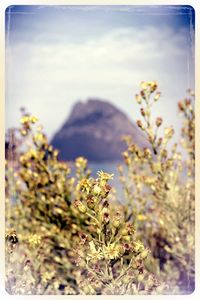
6;26;194;141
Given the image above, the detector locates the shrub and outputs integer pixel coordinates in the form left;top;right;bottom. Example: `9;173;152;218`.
119;82;195;294
5;82;194;294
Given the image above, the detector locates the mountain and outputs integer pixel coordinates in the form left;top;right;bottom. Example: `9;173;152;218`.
51;99;148;162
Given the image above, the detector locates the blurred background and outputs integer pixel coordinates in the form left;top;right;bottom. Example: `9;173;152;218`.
5;5;195;166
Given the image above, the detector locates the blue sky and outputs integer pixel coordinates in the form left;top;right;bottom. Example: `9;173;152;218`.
5;5;195;141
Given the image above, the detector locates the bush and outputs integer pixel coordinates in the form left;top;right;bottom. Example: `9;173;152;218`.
5;82;194;294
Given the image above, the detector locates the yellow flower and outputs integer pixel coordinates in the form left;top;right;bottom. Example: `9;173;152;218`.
87;241;103;261
140;81;148;90
148;81;157;93
30;116;38;123
103;243;121;259
28;234;41;246
34;133;44;142
97;170;114;181
75;156;88;169
133;241;144;253
78;178;91;194
41;271;54;283
137;214;147;221
20;115;29;124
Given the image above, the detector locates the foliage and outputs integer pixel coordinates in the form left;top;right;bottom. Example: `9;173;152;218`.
5;82;194;294
119;81;195;294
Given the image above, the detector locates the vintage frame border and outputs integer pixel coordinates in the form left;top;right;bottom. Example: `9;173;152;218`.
0;1;199;299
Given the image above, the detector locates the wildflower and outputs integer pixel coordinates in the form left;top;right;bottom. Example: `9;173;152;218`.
78;178;91;194
148;81;157;93
28;234;41;247
97;171;114;181
41;271;54;283
103;243;121;259
121;223;134;236
93;184;101;195
88;241;103;261
133;241;145;253
30;116;38;123
20;115;29;124
140;81;148;90
35;132;46;143
75;156;87;169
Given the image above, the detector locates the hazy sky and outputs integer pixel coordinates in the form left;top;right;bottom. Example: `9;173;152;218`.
5;5;195;141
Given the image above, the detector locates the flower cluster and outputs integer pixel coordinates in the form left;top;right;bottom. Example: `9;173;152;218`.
5;82;194;295
119;82;195;293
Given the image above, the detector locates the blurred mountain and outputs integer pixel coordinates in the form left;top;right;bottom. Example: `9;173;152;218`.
51;99;148;162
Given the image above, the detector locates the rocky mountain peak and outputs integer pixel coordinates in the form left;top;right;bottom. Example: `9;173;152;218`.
51;99;148;162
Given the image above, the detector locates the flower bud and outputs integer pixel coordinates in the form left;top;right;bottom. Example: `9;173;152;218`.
140;81;148;90
154;92;161;101
143;148;151;159
178;101;184;111
76;201;87;213
156;117;163;127
140;108;145;116
136;120;144;130
135;94;142;104
113;213;121;228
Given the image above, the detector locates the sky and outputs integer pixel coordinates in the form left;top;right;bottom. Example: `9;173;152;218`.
5;5;195;142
